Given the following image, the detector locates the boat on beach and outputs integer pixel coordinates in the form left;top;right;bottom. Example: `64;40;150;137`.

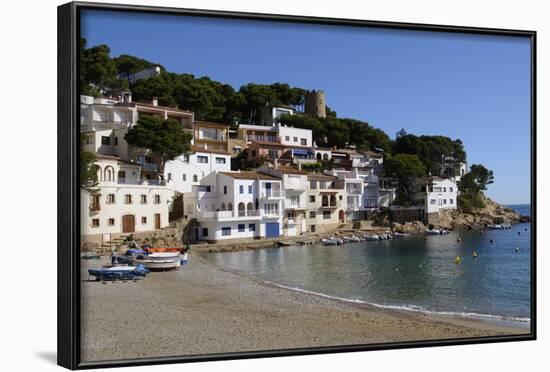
343;236;361;243
88;264;149;280
321;238;338;246
363;234;379;241
135;258;181;271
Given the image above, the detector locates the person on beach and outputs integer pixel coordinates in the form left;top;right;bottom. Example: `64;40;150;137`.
181;248;189;266
109;249;117;266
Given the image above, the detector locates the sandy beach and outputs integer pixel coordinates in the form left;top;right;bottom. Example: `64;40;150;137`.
80;254;528;362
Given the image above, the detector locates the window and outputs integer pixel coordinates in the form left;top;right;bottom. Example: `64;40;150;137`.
293;136;298;142
124;194;132;204
309;195;315;203
101;136;110;145
154;195;161;204
430;199;436;205
91;219;99;227
450;199;454;204
224;186;227;194
215;157;226;164
251;150;257;157
268;149;278;159
202;228;208;237
450;187;454;192
339;195;343;200
285;136;290;141
248;185;253;194
238;224;245;232
107;194;115;204
320;181;327;189
323;211;331;219
443;187;447;192
310;181;317;189
141;217;147;224
183;154;190;163
193;175;198;182
222;227;231;236
309;211;316;218
182;174;187;181
249;223;256;232
205;186;211;192
300;138;307;146
310;225;316;232
290;195;299;206
167;173;172;181
239;185;244;194
108;218;115;226
114;137;118;146
264;203;279;215
140;195;147;204
197;156;208;163
443;199;447;204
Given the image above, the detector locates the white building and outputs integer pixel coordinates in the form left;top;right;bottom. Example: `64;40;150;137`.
278;123;313;148
127;66;161;84
260;105;294;126
257;164;308;237
164;145;231;194
306;173;346;233
184;171;284;241
81;155;173;243
424;177;458;216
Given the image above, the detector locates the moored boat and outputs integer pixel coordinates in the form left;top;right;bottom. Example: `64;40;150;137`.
321;238;338;246
88;264;148;280
343;236;361;243
363;234;379;241
135;258;180;271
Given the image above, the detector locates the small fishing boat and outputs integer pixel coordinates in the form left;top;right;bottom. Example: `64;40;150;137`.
392;232;410;238
321;238;338;246
426;229;441;235
135;258;180;271
343;236;361;243
363;234;379;241
145;247;183;253
88;264;148;280
487;223;512;230
145;252;181;261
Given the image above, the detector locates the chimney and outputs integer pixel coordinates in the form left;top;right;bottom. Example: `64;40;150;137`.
152;97;158;106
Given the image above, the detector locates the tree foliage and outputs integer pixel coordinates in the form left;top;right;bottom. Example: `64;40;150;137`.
459;164;494;194
113;54;158;83
124;116;192;173
80;137;99;192
384;154;427;205
393;134;466;176
80;39;124;96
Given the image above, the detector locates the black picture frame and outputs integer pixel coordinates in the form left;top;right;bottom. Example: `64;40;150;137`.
58;2;537;369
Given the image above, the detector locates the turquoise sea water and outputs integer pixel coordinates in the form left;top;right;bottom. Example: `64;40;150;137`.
203;205;532;325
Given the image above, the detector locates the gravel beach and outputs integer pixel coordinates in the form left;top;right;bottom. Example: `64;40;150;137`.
80;255;528;362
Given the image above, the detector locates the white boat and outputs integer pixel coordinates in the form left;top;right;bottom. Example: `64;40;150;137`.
321;238;338;246
392;232;410;238
363;234;379;241
426;229;441;235
135;258;180;271
343;236;361;243
145;252;181;261
488;223;512;230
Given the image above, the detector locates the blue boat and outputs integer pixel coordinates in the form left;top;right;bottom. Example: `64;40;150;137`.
88;264;149;280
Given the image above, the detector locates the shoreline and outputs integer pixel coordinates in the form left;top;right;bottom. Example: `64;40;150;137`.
197;254;530;332
81;255;528;362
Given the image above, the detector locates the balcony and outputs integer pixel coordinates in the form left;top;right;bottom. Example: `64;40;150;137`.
364;198;379;209
141;162;159;172
260;190;283;199
89;203;100;212
117;178;166;186
247;135;278;142
199;210;261;221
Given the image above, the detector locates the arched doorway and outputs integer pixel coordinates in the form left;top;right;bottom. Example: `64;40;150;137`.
338;210;345;223
238;202;245;217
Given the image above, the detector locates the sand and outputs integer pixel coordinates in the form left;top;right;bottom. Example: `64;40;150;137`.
80;255;529;362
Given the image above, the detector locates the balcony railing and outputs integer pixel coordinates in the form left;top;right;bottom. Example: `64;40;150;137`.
364;198;379;208
260;190;283;199
89;204;100;212
247;135;278;142
238;210;261;217
117;178;166;186
199;210;261;220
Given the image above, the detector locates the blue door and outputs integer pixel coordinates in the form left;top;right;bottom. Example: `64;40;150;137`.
265;222;279;238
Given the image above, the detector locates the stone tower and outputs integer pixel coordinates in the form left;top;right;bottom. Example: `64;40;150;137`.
304;90;326;118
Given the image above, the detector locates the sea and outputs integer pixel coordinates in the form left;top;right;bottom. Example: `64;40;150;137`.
202;204;532;327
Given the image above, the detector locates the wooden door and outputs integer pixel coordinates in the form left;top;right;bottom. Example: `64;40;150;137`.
122;215;135;233
155;213;161;229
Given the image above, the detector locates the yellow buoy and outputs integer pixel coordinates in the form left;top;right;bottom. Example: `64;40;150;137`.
454;256;462;264
472;251;478;258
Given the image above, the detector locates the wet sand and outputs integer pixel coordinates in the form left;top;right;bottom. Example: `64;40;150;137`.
80;255;528;362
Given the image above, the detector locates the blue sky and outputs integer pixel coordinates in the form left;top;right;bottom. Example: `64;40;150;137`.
81;10;532;205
